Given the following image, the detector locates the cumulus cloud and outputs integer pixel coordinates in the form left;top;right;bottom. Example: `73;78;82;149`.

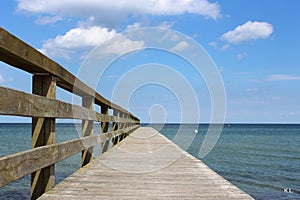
17;0;221;27
39;26;116;58
266;74;300;81
39;26;144;58
171;41;189;52
221;21;273;44
94;35;145;56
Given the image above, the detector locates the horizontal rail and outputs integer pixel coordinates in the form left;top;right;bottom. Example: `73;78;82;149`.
0;125;139;187
0;27;138;121
0;86;139;124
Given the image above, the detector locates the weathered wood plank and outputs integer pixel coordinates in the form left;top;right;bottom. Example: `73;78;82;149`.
101;106;109;153
31;74;56;200
0;125;139;188
39;127;253;200
112;109;119;145
119;112;126;142
0;27;138;120
0;86;139;124
82;96;94;167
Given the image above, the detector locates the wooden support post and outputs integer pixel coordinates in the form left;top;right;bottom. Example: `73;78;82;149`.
125;114;129;138
118;112;123;142
119;113;126;142
31;75;56;200
112;109;119;146
101;105;109;153
82;96;94;167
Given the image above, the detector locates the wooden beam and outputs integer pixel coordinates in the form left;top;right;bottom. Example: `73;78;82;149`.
31;75;56;200
0;86;139;124
101;106;109;153
119;113;126;142
112;109;119;146
82;96;94;167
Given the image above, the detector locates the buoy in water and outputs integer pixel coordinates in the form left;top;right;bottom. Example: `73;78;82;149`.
194;129;198;134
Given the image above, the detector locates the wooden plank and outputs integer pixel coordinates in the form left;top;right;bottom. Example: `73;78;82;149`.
0;125;139;188
0;27;138;120
101;106;109;153
0;86;139;124
82;97;94;167
112;109;119;146
40;127;253;200
31;75;56;200
119;113;126;141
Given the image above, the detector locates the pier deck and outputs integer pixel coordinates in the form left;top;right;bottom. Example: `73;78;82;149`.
39;127;253;199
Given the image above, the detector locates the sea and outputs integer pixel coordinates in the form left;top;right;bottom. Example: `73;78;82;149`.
0;123;299;200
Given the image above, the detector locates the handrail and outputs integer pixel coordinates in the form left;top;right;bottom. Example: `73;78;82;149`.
0;27;140;199
0;86;136;123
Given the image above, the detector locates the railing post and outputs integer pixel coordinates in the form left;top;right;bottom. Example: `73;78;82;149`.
82;96;94;167
119;112;126;141
112;109;119;146
125;114;129;137
31;74;56;200
101;105;109;153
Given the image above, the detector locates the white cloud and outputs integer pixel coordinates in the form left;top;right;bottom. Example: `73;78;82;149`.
17;0;221;27
78;16;97;27
171;41;189;52
95;35;145;56
267;74;300;81
39;26;117;58
209;41;217;48
35;15;62;24
159;31;181;43
220;44;230;51
0;74;13;84
0;74;4;84
126;23;141;31
237;52;248;60
219;66;225;74
158;21;175;29
209;41;230;51
221;21;273;44
39;26;145;58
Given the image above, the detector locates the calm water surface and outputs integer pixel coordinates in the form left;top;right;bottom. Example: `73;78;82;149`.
155;124;300;200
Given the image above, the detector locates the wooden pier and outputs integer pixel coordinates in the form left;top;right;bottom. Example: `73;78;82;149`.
0;27;252;199
39;127;253;199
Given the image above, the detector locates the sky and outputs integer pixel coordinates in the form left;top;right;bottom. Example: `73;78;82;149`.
1;0;300;123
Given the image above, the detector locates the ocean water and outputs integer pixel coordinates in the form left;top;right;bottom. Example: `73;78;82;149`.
0;124;299;199
154;124;300;200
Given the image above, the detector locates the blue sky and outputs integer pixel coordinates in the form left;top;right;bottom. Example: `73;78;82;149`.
1;0;300;123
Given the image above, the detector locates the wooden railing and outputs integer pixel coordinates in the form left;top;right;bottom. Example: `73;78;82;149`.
0;27;140;199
